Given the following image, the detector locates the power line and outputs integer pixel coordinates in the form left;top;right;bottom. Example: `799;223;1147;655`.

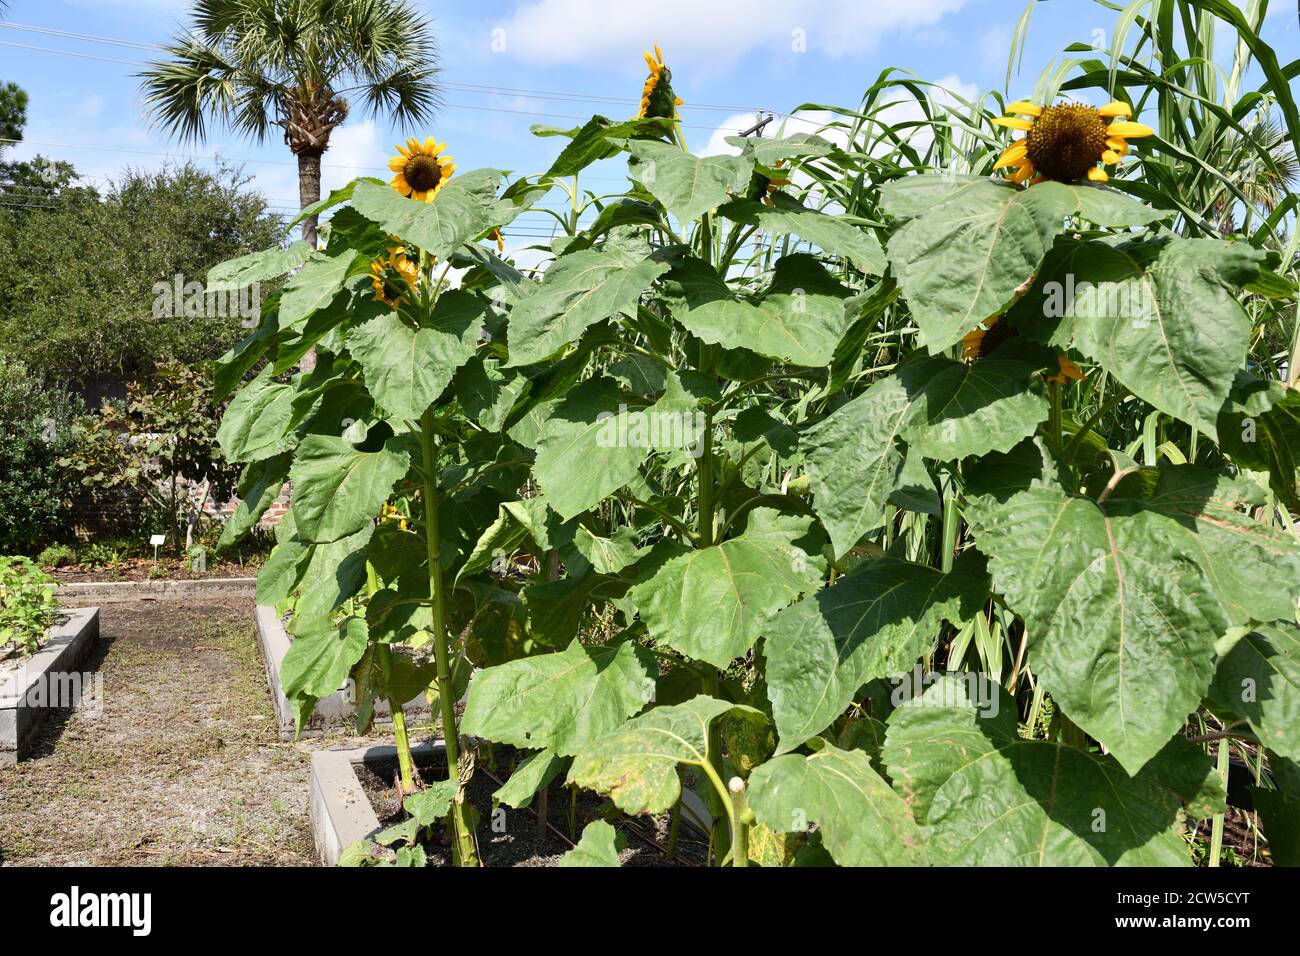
0;20;780;117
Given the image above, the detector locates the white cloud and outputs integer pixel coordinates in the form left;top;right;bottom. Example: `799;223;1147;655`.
494;0;968;67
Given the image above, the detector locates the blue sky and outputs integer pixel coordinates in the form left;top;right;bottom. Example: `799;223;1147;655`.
2;0;1298;245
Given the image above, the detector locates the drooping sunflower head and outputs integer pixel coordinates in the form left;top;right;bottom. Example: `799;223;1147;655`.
994;100;1154;185
637;45;684;120
746;160;792;206
962;316;1087;385
389;138;455;202
369;248;420;308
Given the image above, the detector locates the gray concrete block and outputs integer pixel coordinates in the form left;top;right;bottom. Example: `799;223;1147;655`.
256;605;433;740
310;740;447;866
0;607;100;765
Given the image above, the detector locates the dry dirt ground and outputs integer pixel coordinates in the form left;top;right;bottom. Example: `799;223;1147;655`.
0;599;320;866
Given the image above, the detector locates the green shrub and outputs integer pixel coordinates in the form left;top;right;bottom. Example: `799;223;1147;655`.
77;541;124;569
35;543;76;568
0;555;57;655
0;357;80;554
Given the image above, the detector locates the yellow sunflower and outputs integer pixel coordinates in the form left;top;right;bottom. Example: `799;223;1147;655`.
961;316;1087;385
369;247;420;308
389;138;455;202
993;100;1154;185
636;45;684;120
747;160;792;207
488;228;505;254
380;502;409;532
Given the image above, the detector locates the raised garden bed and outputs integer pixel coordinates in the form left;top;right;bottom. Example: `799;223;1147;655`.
256;605;432;740
309;741;702;867
58;577;256;604
0;606;100;766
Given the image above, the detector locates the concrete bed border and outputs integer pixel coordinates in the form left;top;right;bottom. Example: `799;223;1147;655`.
255;605;432;740
0;607;100;766
58;577;257;604
310;740;447;866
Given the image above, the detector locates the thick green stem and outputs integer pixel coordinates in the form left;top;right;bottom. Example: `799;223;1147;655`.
1209;737;1231;867
390;702;416;794
1048;380;1063;457
728;778;752;868
420;410;479;867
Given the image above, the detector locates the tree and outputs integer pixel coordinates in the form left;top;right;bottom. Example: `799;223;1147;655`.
138;0;440;248
0;162;284;380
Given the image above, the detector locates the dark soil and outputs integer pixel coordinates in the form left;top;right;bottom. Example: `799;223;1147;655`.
356;752;704;867
51;557;263;583
0;599;314;866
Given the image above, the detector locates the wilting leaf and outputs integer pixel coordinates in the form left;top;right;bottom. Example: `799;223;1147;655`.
557;820;626;867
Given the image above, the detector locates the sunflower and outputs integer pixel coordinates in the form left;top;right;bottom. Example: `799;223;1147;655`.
961;316;1087;385
381;502;409;532
993;101;1154;185
636;45;683;120
747;160;792;207
389;138;455;202
369;247;420;308
488;228;505;254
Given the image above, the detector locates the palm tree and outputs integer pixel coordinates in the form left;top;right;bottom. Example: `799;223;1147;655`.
139;0;440;247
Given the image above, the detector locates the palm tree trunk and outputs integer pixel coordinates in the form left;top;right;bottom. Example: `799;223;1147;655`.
297;148;324;372
297;149;323;248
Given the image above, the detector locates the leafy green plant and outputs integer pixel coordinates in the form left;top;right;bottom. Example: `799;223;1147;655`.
62;360;239;549
36;544;76;569
215;6;1300;868
0;556;57;655
0;356;81;555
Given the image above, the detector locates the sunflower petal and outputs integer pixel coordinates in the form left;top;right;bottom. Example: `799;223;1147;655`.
1098;101;1132;118
1101;150;1123;164
1106;137;1130;155
994;139;1029;169
1087;166;1109;183
1106;121;1154;139
1007;100;1044;116
993;116;1035;131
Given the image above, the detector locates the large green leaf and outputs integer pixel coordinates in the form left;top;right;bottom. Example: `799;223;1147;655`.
492;749;566;810
346;291;488;421
718;194;886;275
623;139;753;223
1252;787;1300;866
1210;623;1300;763
800;373;912;558
557;820;625;867
1133;467;1300;626
460;638;657;756
505;249;669;367
765;552;988;752
1009;237;1266;439
626;509;824;669
667;254;851;366
541;115;675;178
897;355;1048;460
567;696;759;814
880;175;1164;351
532;375;701;520
207;240;314;292
217;370;298;463
350;170;511;260
217;453;290;549
967;484;1226;773
747;742;927;866
277;250;359;330
281;616;369;732
882;676;1222;865
1217;372;1300;511
289;434;412;544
